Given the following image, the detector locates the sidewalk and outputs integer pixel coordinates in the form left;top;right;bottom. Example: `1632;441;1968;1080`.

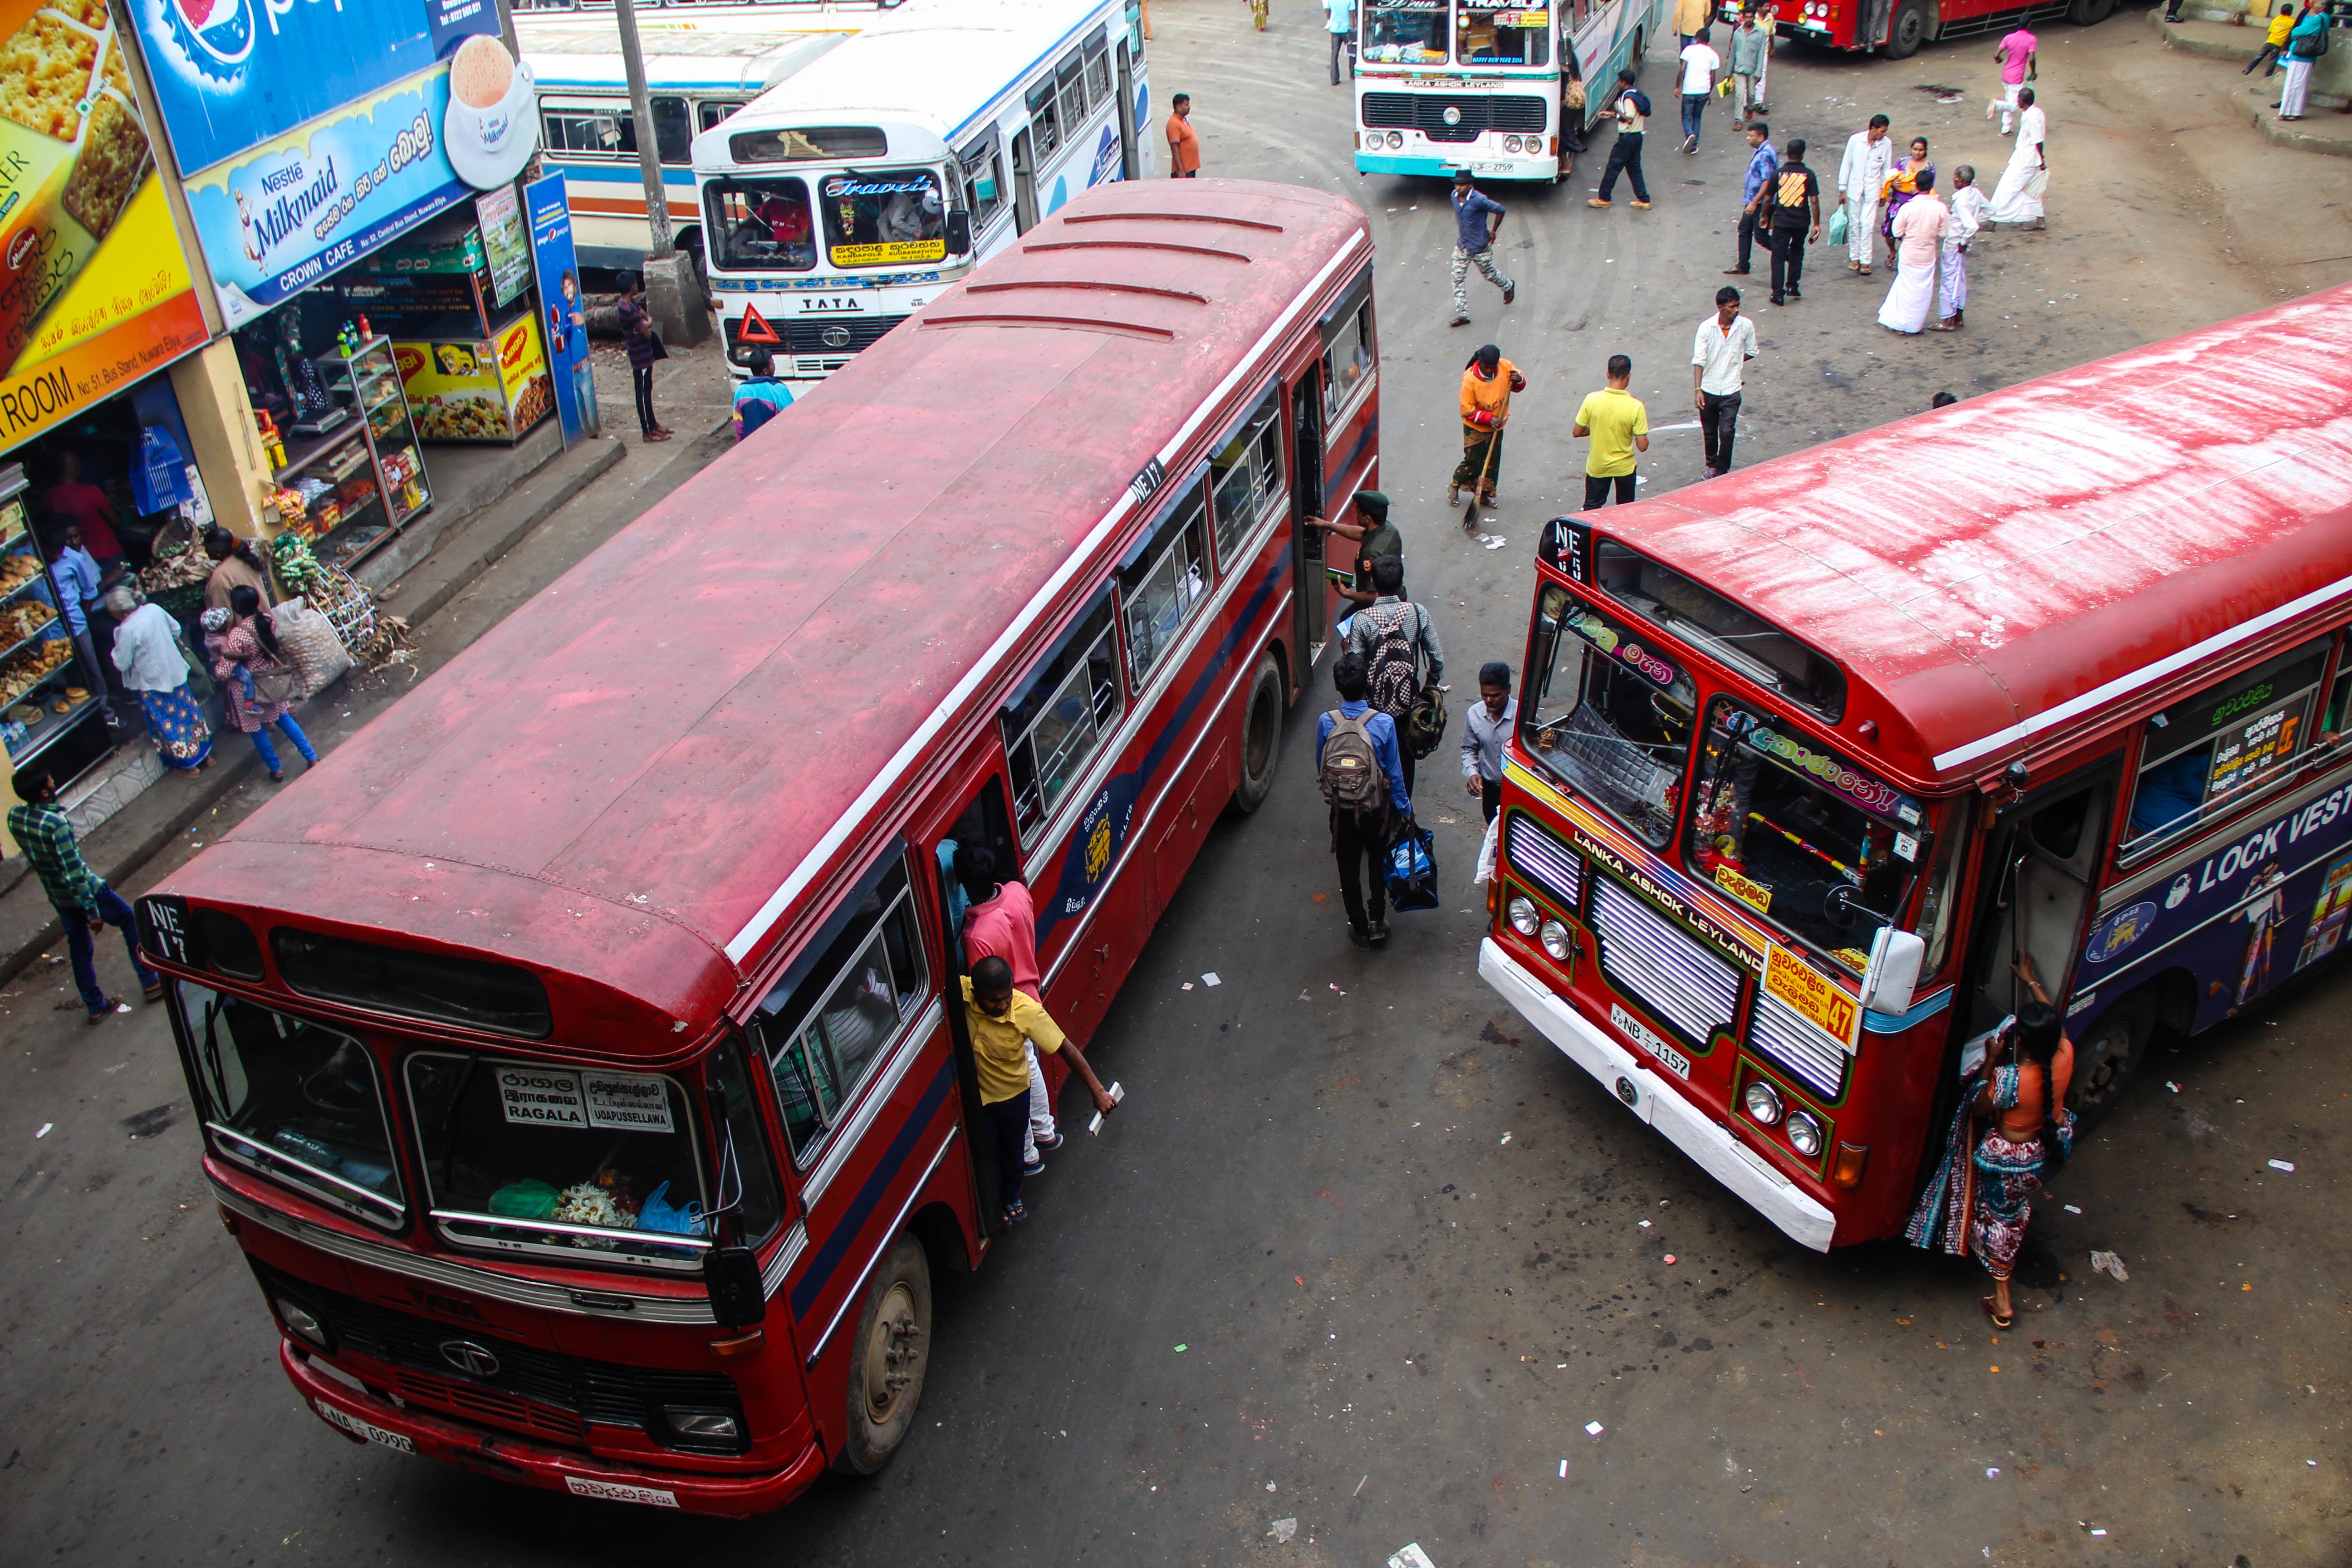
2156;11;2352;157
0;409;735;990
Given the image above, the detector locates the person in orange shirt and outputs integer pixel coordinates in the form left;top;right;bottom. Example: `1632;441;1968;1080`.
1166;93;1200;176
1451;343;1524;513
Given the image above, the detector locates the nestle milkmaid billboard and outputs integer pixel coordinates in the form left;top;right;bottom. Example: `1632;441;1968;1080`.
132;0;540;327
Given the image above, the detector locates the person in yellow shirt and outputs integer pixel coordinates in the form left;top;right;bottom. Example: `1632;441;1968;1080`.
2244;2;2297;76
1573;354;1651;509
961;956;1115;1223
1451;343;1526;513
1675;0;1713;47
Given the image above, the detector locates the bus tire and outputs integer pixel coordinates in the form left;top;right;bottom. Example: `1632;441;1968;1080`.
1882;0;1926;57
2065;990;2155;1131
2066;0;2114;24
1231;654;1285;814
836;1235;931;1475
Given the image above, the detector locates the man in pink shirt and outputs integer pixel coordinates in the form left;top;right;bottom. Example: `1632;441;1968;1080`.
1988;26;2036;136
956;845;1061;1172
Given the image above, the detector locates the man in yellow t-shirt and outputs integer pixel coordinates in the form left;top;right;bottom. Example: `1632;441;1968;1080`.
962;956;1116;1222
1573;353;1651;510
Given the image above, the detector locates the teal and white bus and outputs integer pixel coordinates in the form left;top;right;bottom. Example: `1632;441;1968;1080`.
693;0;1149;387
1355;0;1672;183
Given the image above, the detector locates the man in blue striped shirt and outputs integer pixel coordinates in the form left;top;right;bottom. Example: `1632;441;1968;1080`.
1728;121;1778;277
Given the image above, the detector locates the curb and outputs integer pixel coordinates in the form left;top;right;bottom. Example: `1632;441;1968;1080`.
2245;98;2352;155
0;421;710;991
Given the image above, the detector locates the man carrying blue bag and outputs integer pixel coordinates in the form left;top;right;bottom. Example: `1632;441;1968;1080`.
1318;651;1413;951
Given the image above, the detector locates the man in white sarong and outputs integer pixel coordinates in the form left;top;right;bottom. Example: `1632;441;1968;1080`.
1931;164;1985;330
1839;115;1894;273
1877;171;1947;334
1984;88;2047;229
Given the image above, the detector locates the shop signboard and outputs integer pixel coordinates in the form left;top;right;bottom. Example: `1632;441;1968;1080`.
525;172;593;447
0;1;209;457
475;185;530;309
129;0;499;176
389;309;550;443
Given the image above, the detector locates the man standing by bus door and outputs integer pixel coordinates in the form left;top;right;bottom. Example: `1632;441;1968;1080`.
1325;0;1354;84
956;845;1062;1177
1167;93;1200;176
1308;489;1404;612
963;957;1116;1225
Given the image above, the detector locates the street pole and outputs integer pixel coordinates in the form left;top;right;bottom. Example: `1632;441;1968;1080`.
612;0;674;259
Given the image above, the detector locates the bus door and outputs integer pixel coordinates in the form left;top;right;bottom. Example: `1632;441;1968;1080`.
1289;363;1327;665
1011;128;1040;233
1115;42;1141;181
928;776;1020;1235
1959;766;2119;1042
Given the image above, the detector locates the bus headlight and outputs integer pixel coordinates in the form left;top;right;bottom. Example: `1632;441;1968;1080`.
1784;1110;1825;1158
1539;920;1573;962
1504;135;1521;152
1742;1077;1784;1127
664;1407;742;1443
1388;131;1406;149
1508;896;1540;936
274;1297;330;1351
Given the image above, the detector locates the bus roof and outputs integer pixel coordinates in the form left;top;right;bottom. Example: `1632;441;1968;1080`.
524;26;854;94
157;180;1368;1055
694;0;1112;162
1582;284;2352;790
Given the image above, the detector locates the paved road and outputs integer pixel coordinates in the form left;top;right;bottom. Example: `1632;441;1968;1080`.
7;6;2352;1565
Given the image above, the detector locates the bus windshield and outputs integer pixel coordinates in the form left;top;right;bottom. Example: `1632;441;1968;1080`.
1521;583;1695;847
1685;698;1925;970
817;168;947;269
1362;0;1449;63
1592;539;1846;721
1455;0;1549;66
705;175;819;272
405;1052;712;1271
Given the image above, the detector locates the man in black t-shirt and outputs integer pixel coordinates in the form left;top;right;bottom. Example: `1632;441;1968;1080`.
1765;137;1823;306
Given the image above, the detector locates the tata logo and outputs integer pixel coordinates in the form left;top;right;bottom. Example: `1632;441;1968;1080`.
818;325;850;349
438;1339;502;1378
161;0;257;81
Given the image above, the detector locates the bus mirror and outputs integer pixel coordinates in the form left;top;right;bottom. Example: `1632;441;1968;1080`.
1861;928;1925;1018
705;1245;768;1327
946;209;974;254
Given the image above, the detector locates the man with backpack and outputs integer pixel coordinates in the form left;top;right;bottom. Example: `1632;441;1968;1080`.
1343;554;1445;797
732;348;796;441
1317;651;1413;950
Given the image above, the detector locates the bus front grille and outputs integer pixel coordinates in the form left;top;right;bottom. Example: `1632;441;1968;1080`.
725;310;911;369
1588;878;1740;1049
1748;991;1849;1100
1504;813;1583;913
1361;92;1549;142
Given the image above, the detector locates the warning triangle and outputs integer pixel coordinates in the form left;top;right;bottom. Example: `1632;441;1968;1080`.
737;303;781;345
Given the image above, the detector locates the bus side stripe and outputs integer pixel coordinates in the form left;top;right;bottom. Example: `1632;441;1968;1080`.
723;229;1371;964
788;1055;956;1323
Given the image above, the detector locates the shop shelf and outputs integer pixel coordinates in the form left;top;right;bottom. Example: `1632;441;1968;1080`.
274;421;368;485
388;489;431;528
3;677;103;761
0;557;52;607
0;617;67;671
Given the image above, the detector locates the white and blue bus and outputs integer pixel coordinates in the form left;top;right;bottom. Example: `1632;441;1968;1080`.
1355;0;1671;183
523;4;895;272
692;0;1150;387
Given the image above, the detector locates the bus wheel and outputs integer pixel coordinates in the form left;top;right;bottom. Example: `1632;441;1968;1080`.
1881;0;1926;57
2066;0;2115;24
837;1235;931;1475
2065;991;2154;1131
1232;654;1285;814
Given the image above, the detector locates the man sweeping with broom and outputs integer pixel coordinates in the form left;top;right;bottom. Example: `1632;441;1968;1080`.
1451;342;1525;524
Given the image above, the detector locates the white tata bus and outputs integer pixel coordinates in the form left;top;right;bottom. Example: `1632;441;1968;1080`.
692;0;1149;385
522;4;892;271
1355;0;1671;183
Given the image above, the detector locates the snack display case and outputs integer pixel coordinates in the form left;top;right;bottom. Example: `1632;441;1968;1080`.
266;337;434;572
0;471;109;770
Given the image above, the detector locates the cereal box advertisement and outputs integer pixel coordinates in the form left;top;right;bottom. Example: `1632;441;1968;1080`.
391;310;550;443
0;0;208;457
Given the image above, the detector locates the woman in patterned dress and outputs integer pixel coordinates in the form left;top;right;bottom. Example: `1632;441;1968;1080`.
104;585;211;773
207;589;319;783
1906;959;2075;1328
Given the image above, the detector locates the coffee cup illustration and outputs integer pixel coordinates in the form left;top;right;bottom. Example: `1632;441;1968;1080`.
443;34;539;189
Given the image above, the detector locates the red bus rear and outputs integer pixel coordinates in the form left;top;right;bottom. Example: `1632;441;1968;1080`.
1484;284;2352;1251
1746;0;2100;60
136;179;1378;1515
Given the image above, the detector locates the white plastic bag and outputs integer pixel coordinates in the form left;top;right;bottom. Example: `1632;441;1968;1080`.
270;596;354;698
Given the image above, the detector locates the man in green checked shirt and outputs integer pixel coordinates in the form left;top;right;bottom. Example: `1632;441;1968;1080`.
8;766;159;1023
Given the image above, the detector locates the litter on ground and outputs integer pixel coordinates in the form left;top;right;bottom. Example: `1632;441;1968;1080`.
1585;1421;1604;1436
1268;1519;1298;1543
2269;1158;2297;1173
1203;972;1221;986
2089;1250;2129;1282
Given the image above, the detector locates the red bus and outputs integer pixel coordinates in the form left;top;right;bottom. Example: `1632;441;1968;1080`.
1481;284;2352;1251
134;179;1377;1515
1748;0;2107;60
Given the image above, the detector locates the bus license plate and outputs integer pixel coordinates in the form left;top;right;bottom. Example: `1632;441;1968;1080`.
1610;1004;1690;1079
316;1398;414;1453
1472;160;1514;176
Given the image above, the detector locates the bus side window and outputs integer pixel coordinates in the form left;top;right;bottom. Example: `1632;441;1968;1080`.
753;853;932;1165
958;130;1009;234
1057;46;1090;119
1914;814;1965;978
1322;304;1375;424
1084;27;1114;107
696;98;749;134
1209;386;1284;568
708;1034;786;1243
653;95;694;165
1026;75;1063;156
1002;588;1122;839
2123;631;2332;850
544;104;628;157
1119;478;1211;689
2323;650;2352;748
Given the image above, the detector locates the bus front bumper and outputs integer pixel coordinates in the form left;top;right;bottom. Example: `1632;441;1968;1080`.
1479;938;1837;1251
1356;150;1559;180
281;1342;829;1518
